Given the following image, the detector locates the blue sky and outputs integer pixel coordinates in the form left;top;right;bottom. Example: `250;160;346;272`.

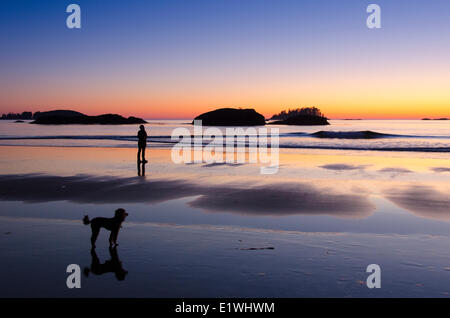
1;0;449;118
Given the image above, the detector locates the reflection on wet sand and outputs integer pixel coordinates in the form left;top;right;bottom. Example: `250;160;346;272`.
431;167;450;173
319;164;369;171
0;146;447;222
0;173;374;219
386;185;450;220
84;247;128;281
378;167;413;174
188;182;375;218
137;161;146;177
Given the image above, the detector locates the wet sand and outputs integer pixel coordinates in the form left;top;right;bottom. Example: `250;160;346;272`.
0;146;449;297
2;216;450;297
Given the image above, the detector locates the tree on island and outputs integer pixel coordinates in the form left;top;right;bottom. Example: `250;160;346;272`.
270;107;326;120
269;107;329;126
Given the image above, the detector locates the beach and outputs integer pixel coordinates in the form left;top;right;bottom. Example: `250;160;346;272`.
2;0;450;304
0;120;449;297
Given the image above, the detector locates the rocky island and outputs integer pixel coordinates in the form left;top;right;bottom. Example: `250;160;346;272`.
269;107;329;126
193;108;266;126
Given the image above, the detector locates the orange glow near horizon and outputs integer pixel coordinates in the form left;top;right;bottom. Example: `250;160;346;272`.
1;63;449;120
2;96;448;120
2;0;450;121
1;101;448;120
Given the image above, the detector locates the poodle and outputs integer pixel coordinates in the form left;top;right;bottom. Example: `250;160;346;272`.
83;208;128;247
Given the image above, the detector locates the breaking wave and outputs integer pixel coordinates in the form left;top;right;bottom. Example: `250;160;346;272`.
0;130;448;153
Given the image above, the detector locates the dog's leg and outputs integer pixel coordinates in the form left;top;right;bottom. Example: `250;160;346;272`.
91;226;100;248
113;228;120;246
109;231;114;246
91;248;100;265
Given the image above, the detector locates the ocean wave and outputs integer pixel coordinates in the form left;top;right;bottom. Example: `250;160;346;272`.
0;135;175;142
2;130;448;141
0;132;449;153
309;130;450;139
281;130;449;139
309;130;396;139
0;142;448;153
278;144;450;153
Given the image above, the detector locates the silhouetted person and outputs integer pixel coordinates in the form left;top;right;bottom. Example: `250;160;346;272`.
137;125;148;163
84;246;128;281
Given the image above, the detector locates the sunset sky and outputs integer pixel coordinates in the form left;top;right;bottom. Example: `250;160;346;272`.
1;0;450;119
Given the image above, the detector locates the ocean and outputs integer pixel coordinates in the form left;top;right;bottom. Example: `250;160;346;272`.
0;119;449;297
0;119;449;153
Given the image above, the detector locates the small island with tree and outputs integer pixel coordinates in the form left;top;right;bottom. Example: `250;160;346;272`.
269;107;329;125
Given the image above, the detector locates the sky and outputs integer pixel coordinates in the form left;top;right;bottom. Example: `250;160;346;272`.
1;0;450;119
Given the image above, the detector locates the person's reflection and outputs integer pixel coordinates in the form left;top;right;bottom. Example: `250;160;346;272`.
83;247;128;281
137;160;146;176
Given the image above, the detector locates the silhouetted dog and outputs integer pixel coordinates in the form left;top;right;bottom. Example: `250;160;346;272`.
84;246;128;281
83;208;128;247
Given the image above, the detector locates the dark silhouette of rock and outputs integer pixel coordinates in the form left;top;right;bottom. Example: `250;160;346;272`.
269;107;329;126
32;111;147;125
270;107;325;120
270;114;329;126
193;108;266;126
33;110;84;119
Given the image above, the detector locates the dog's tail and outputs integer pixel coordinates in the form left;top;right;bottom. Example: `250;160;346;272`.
83;215;90;225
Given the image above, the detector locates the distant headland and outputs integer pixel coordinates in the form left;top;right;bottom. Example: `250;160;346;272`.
1;110;147;125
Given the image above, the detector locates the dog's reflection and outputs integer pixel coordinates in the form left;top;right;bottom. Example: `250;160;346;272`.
84;247;128;281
